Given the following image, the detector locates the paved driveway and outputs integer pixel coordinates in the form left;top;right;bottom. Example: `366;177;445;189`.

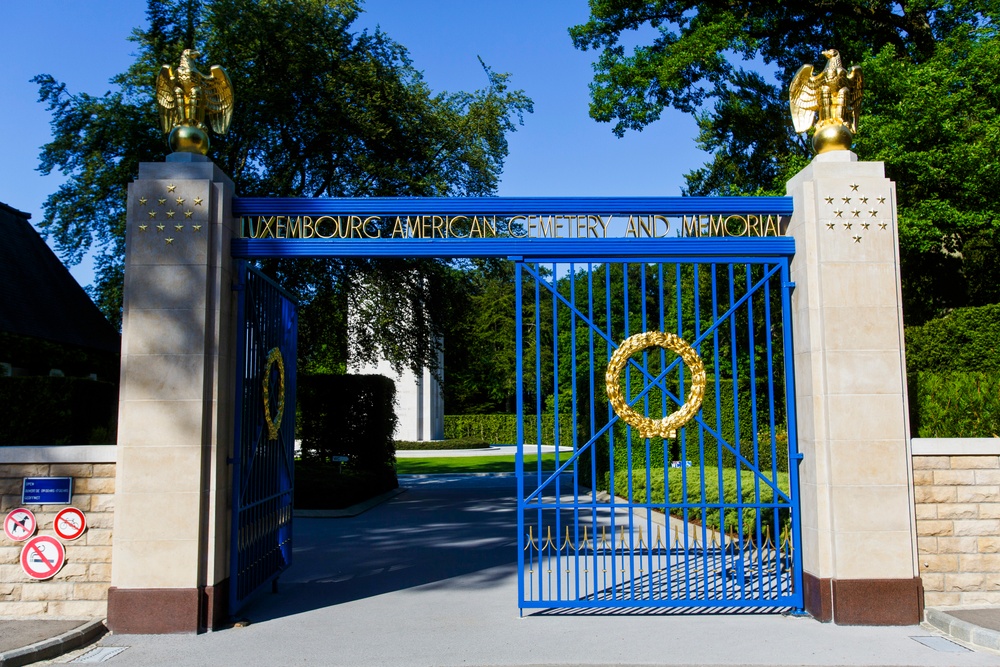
91;475;1000;667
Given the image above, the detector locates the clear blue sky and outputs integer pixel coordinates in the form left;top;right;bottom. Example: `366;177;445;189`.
0;1;708;288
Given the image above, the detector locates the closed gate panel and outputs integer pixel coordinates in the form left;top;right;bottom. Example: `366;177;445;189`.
516;256;802;611
231;263;297;615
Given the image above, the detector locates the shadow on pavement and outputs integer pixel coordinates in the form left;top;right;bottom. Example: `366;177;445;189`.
241;478;521;623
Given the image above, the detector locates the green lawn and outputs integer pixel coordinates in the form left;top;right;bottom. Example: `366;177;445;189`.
396;453;559;474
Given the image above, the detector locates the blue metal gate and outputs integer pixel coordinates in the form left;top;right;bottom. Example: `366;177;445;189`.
516;250;802;611
231;262;297;615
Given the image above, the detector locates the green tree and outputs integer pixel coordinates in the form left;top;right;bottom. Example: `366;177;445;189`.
34;0;532;372
570;1;1000;323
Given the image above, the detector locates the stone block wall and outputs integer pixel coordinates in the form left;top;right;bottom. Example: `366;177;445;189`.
0;446;115;618
913;439;1000;607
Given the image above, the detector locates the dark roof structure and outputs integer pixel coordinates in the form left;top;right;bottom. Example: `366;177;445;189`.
0;202;120;353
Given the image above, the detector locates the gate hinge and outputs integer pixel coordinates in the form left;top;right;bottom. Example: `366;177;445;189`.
793;452;804;462
783;281;796;290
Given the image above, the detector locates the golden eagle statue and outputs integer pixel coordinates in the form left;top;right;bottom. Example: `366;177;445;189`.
156;49;234;155
789;49;862;154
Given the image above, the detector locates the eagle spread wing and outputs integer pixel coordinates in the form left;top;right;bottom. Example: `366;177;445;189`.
156;65;181;135
203;65;234;135
846;65;863;133
789;64;820;133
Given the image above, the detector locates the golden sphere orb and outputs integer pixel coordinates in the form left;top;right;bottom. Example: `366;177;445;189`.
168;126;210;155
812;123;854;154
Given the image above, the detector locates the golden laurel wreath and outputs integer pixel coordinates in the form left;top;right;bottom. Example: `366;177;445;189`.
262;347;285;441
605;331;707;439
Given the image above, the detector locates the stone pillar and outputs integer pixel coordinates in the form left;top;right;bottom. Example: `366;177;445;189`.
108;155;237;633
786;151;921;624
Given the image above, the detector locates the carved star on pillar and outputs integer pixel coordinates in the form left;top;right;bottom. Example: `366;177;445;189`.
158;198;167;206
824;196;834;205
849;183;860;191
156;224;165;232
826;223;836;230
877;196;886;204
192;225;203;232
184;211;193;218
139;197;148;206
174;224;184;232
175;197;185;205
166;184;177;192
193;197;203;206
138;225;148;232
148;211;157;219
165;237;174;244
166;211;175;219
853;235;862;243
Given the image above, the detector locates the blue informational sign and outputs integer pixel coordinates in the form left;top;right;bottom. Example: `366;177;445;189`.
21;477;73;505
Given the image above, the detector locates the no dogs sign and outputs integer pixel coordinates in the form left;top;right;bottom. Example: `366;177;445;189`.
4;508;37;541
20;535;66;580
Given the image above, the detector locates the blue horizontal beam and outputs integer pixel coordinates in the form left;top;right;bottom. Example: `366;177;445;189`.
231;237;795;259
232;196;793;216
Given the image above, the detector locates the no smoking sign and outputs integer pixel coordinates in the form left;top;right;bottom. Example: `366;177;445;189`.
4;508;37;542
20;535;66;580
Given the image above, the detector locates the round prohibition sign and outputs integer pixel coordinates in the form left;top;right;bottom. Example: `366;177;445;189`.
4;508;37;542
20;535;66;580
54;507;87;541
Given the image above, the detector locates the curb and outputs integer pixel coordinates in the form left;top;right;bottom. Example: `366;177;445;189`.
0;618;106;667
294;487;406;518
925;608;1000;652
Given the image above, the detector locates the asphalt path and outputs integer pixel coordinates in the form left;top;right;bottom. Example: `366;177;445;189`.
89;475;1000;667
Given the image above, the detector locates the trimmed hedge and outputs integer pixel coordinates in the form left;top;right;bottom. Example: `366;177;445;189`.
444;413;574;445
609;466;791;539
297;374;398;497
908;372;1000;438
0;377;117;445
905;304;1000;437
905;304;1000;373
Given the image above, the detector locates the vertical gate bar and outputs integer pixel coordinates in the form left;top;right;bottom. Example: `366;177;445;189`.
552;262;561;602
605;262;616;600
675;262;691;599
623;262;635;600
728;264;745;596
570;262;580;600
764;266;780;597
229;260;248;615
745;263;763;597
515;261;525;607
641;263;653;601
710;264;727;600
588;263;598;600
780;258;805;609
534;263;544;600
658;263;669;601
694;262;710;600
